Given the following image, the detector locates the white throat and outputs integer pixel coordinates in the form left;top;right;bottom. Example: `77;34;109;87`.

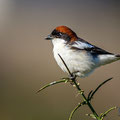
52;38;66;47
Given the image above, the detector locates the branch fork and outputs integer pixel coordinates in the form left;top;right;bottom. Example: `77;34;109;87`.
37;54;117;120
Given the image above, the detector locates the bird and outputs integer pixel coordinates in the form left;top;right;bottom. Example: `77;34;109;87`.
45;26;120;78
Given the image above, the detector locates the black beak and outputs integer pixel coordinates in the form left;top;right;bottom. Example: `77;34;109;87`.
45;35;53;40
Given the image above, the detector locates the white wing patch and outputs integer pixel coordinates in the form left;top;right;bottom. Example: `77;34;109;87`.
72;41;94;49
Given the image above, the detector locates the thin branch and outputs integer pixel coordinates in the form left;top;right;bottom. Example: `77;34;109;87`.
100;106;117;120
87;90;93;101
36;79;68;93
69;102;84;120
89;77;113;101
58;54;72;76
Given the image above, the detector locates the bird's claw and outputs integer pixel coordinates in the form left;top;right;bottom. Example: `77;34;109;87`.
62;73;77;85
70;73;76;80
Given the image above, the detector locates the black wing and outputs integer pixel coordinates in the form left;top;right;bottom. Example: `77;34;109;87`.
70;38;113;55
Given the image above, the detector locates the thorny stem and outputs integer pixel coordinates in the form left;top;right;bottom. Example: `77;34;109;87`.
72;78;101;120
58;54;101;120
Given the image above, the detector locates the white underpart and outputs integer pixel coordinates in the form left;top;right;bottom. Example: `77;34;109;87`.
52;38;119;77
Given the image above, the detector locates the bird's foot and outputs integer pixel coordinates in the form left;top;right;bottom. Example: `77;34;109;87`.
70;73;76;81
69;73;77;85
62;73;77;85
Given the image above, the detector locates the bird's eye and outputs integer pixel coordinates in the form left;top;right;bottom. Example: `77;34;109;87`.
51;30;62;38
56;32;62;37
54;32;62;37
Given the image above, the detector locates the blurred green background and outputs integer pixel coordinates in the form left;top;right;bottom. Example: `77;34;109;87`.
0;0;120;120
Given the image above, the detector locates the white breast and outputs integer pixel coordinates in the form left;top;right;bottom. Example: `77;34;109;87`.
52;38;98;77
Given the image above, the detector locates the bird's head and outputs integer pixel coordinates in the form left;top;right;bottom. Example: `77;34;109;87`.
45;26;78;43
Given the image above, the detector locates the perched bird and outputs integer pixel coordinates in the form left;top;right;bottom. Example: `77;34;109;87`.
45;26;120;78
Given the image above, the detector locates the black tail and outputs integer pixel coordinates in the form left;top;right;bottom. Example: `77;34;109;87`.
115;54;120;57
